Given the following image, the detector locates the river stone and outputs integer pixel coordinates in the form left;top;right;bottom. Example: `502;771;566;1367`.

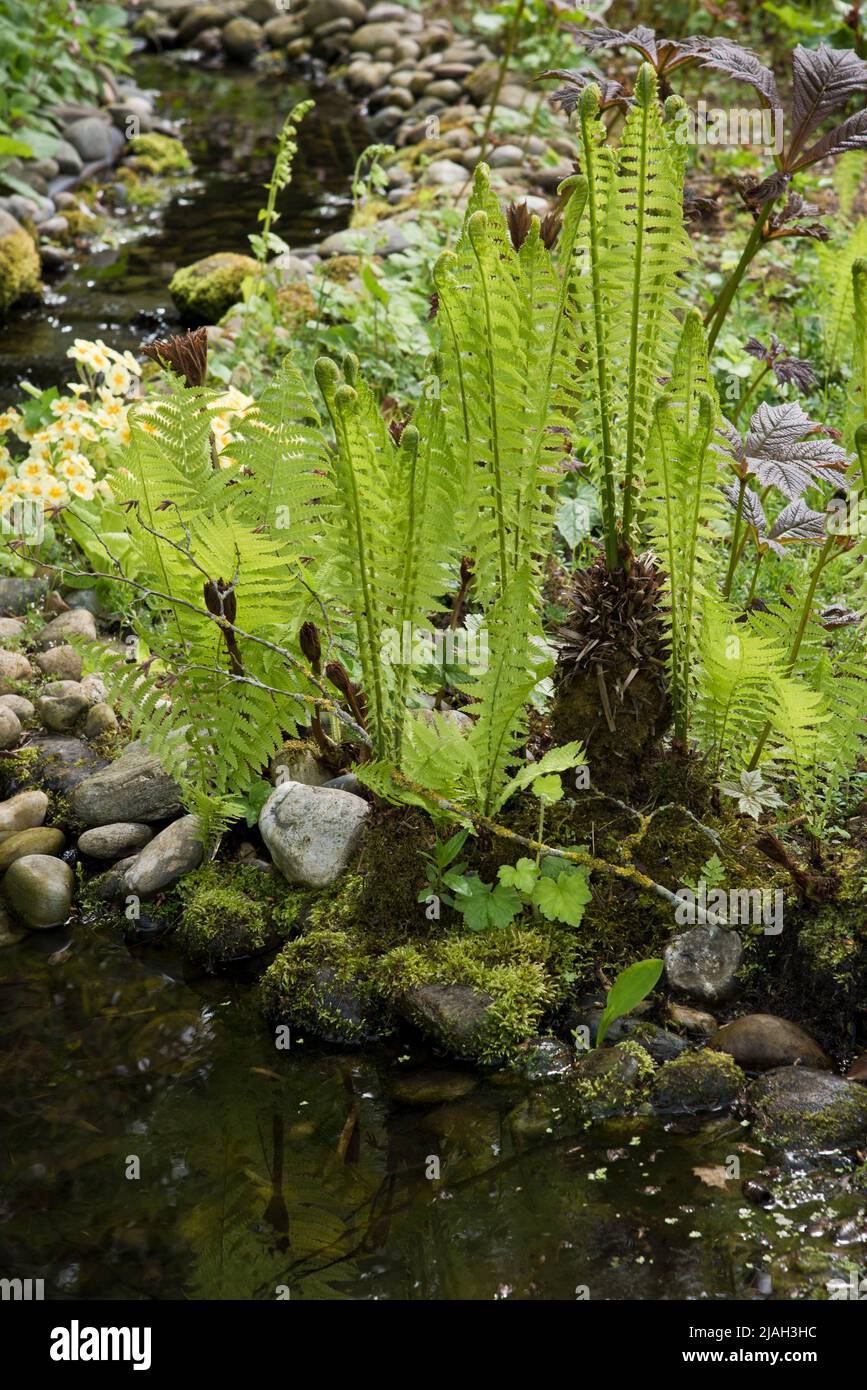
667;1002;718;1036
398;982;494;1058
0;706;21;749
36;680;89;732
652;1048;744;1114
269;745;331;787
846;1054;867;1083
0;790;48;834
176;4;229;44
712;1014;832;1072
0;649;32;684
0;577;48;613
488;142;525;168
392;1069;477;1104
35;607;97;649
0;902;25;947
514;1035;575;1081
88;854;139;904
65;116;123;164
304;0;365;27
78;822;154;860
0;618;24;642
423;158;468;187
80;673;108;707
263;14;305;45
349;21;402;51
124;815;204;896
664;924;742;1003
35;644;82;681
3;854;73;929
222;16;264;59
84;702;118;739
259;780;369;888
0;826;65;872
749;1067;867;1150
55;139;83;175
17;735;108;796
569;1006;687;1062
0;694;34;721
346;59;391;93
72;743;184;825
425;78;463;102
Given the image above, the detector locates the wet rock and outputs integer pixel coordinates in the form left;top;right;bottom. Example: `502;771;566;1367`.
514;1035;575;1081
0;649;33;684
0;694;34;722
77;822;154;861
36;680;89;732
259;780;369;888
392;1069;477;1104
0;577;48;613
268;744;331;787
0;902;25;947
569;1007;687;1063
87;854;138;904
0;826;65;872
749;1067;867;1150
712;1014;832;1072
398;982;494;1058
0;790;48;835
18;735;108;796
261;933;387;1045
222;16;264;61
667;1002;718;1036
651;1048;744;1114
84;703;118;739
72;743;184;825
0;705;21;749
35;607;97;649
3;853;73;929
55;139;83;175
124;815;204;896
845;1054;867;1083
664;924;742;1003
35;644;82;680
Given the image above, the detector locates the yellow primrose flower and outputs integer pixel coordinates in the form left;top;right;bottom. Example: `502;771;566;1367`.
44;480;69;506
69;477;95;501
0;408;22;431
0;461;12;485
2;477;22;496
18;458;48;480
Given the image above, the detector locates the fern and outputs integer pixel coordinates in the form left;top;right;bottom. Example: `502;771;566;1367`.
817;218;867;380
644;310;724;740
847;257;867;448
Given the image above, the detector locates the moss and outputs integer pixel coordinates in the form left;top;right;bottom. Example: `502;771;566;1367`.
378;924;574;1063
797;905;862;983
260;927;390;1044
570;1039;656;1116
169;252;258;325
173;862;308;968
651;1047;744;1113
350;198;392;229
320;254;362;285
126;132;192;175
275;281;315;328
0;220;41;314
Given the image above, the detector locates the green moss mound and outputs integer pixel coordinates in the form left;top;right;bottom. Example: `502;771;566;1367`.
169;252;258;324
127;132;192;175
173;862;307;968
0;213;40;314
260;926;391;1045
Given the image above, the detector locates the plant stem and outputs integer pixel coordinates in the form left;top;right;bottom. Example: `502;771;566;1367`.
706;202;774;352
722;474;747;599
477;0;526;169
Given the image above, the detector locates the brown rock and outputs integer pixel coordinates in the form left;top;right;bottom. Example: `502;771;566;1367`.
712;1014;831;1072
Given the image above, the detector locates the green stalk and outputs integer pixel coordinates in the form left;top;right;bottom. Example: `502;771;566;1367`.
722;474;748;599
706;202;774;352
476;0;526;169
469;217;510;596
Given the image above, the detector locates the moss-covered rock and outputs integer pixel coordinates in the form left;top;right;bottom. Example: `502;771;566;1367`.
651;1047;744;1114
169;252;258;324
173;861;306;968
380;925;573;1063
749;1066;867;1151
126;132;192;175
0;210;40;315
260;926;391;1044
508;1040;655;1139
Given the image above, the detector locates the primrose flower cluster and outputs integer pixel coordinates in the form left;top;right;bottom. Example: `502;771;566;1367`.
0;338;141;517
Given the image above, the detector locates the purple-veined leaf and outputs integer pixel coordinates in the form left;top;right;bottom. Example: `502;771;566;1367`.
745;402;849;498
697;44;781;109
723;482;766;531
790;44;867;155
793;108;867;170
762;497;828;554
